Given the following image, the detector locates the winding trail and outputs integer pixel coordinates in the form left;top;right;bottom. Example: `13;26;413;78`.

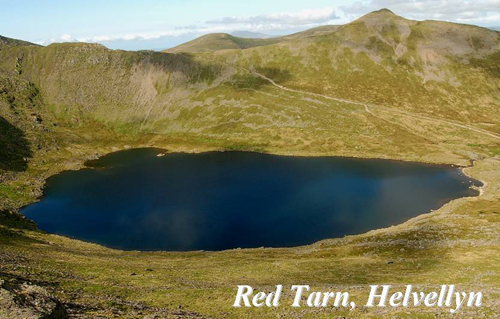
248;68;500;141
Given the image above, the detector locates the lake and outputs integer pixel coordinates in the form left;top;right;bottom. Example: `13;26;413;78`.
21;148;479;251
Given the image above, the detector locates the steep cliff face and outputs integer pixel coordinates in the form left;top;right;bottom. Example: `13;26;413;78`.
0;42;227;128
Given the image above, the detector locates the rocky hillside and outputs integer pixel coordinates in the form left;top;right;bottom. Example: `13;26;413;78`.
0;42;226;129
1;9;498;136
213;9;500;128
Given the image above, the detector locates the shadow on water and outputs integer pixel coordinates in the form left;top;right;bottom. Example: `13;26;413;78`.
0;116;31;172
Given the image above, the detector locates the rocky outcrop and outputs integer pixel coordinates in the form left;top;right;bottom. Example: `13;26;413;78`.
0;278;68;319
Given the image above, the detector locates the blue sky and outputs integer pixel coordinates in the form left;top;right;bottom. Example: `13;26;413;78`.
1;0;499;50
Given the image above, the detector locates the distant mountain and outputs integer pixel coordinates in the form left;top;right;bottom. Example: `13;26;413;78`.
164;25;342;54
230;31;273;38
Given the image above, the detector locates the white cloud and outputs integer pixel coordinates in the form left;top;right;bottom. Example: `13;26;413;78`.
207;7;339;26
59;34;74;41
73;25;234;44
35;7;341;46
341;0;500;25
36;34;76;45
34;3;499;48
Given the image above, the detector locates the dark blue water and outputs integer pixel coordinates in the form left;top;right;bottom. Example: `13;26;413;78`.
21;149;479;251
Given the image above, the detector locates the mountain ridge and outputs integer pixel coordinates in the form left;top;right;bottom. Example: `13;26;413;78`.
0;35;38;49
1;9;498;139
163;8;498;58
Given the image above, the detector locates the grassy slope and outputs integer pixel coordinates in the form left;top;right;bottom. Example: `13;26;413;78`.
0;9;499;317
213;10;500;127
1;160;499;318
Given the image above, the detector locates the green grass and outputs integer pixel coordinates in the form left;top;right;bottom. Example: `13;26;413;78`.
1;162;499;317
